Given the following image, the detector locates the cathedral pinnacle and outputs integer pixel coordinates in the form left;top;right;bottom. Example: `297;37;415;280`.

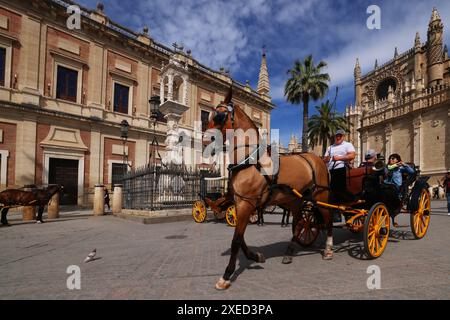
415;32;421;48
257;46;270;96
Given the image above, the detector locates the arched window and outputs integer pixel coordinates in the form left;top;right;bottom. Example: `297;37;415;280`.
376;78;397;100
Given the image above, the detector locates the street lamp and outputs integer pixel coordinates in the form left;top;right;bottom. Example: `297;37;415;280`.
149;96;161;167
149;95;161;122
120;119;129;139
120;119;129;180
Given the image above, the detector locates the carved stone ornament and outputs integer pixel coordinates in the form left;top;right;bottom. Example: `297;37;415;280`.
365;66;404;103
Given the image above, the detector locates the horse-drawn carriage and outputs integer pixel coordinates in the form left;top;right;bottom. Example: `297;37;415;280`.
292;162;431;259
203;87;433;290
192;176;237;227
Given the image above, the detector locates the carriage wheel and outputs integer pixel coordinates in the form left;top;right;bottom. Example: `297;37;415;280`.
363;203;390;259
410;189;431;239
192;200;207;223
293;208;320;247
225;205;237;227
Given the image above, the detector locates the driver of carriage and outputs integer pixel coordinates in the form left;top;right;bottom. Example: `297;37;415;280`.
324;129;356;221
383;153;414;196
324;129;356;182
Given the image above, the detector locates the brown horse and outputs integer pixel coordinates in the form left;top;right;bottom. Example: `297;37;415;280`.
207;88;332;290
0;184;64;225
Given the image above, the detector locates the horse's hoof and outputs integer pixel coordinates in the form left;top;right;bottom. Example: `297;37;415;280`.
215;277;231;290
282;256;292;264
322;250;333;260
36;220;43;224
256;252;265;263
1;223;11;227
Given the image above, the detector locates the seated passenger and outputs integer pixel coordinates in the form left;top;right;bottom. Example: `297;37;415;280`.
359;149;377;168
383;153;414;195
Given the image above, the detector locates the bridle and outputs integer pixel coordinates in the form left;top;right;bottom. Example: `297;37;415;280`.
212;102;235;129
211;101;266;172
210;101;270;207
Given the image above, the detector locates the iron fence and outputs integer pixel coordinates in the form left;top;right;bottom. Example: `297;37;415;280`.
122;164;221;210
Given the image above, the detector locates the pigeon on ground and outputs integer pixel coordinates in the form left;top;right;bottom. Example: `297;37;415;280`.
84;248;97;263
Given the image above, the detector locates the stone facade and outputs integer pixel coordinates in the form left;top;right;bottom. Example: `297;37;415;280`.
347;8;450;185
0;0;274;206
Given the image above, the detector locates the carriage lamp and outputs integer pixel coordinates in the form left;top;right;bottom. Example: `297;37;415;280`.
149;95;161;122
120;119;129;139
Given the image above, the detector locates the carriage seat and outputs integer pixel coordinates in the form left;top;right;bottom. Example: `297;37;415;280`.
345;166;374;197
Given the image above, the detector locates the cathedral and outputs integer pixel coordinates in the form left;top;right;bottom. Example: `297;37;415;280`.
347;7;450;185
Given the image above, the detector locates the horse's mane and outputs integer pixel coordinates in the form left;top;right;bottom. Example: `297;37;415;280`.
233;103;259;132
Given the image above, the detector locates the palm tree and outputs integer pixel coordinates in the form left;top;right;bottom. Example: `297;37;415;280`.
308;100;348;156
285;55;330;152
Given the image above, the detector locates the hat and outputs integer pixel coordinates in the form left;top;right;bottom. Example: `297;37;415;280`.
365;149;376;160
335;129;345;136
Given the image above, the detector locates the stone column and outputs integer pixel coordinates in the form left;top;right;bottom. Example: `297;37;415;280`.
385;123;392;158
47;193;60;219
160;75;165;102
167;73;174;101
182;76;189;105
413;115;422;167
361;130;369;159
112;184;123;214
23;206;36;221
93;184;105;216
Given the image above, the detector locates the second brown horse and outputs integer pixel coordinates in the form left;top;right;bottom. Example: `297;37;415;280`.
0;184;63;225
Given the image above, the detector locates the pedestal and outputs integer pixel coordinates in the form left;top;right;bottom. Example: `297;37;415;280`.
112;184;123;214
159;100;189;166
48;192;60;219
93;184;105;216
22;206;36;221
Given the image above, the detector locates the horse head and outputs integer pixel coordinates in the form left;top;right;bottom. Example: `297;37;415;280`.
47;184;64;198
208;86;234;134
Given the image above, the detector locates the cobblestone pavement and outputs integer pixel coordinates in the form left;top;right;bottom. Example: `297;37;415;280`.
0;201;449;299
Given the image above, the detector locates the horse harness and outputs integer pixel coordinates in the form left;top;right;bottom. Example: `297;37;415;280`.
228;148;329;210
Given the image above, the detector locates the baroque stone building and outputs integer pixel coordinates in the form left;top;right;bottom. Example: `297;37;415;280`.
347;8;450;184
0;0;274;205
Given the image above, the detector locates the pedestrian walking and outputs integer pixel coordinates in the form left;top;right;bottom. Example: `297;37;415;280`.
440;171;450;215
104;187;111;212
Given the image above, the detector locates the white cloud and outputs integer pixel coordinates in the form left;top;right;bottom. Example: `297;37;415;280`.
274;0;319;24
324;2;450;87
132;0;274;71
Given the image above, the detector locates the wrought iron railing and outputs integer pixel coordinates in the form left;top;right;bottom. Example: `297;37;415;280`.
122;164;221;210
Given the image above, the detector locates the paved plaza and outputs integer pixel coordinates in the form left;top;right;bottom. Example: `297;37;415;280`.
0;201;449;300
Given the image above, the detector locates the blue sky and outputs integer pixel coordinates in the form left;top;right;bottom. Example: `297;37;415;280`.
77;0;450;146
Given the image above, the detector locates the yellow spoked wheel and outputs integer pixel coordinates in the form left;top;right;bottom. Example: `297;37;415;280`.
363;203;390;259
192;200;207;223
410;189;431;239
225;205;237;227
